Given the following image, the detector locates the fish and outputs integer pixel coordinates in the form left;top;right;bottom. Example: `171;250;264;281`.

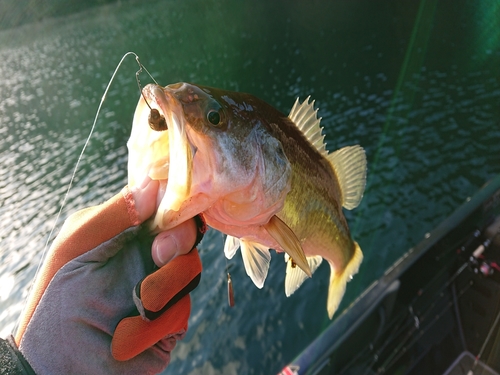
127;82;366;318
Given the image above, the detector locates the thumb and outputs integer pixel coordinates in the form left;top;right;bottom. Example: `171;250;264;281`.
152;219;197;267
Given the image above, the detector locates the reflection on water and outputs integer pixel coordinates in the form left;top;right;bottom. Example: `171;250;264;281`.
0;0;499;374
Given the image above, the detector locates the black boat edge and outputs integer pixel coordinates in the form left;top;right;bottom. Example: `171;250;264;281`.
279;174;500;375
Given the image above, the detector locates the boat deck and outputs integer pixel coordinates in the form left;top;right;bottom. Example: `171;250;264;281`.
281;176;500;375
443;351;498;375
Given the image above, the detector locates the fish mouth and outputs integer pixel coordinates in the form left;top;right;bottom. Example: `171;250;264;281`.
127;83;194;230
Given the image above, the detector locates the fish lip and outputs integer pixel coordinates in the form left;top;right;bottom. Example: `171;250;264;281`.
141;83;191;138
142;83;172;120
140;83;195;225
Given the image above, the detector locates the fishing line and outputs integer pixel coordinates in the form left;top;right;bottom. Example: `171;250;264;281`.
472;306;500;372
226;256;235;308
14;51;154;335
339;261;471;374
133;58;168;131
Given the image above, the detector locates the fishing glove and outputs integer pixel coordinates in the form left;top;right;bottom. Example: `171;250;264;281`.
16;185;205;375
112;215;206;361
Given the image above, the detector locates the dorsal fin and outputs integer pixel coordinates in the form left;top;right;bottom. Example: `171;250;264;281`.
289;97;367;211
327;145;367;210
288;97;327;156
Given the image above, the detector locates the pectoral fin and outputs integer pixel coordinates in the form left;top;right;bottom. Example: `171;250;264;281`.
285;255;323;297
224;235;240;259
264;215;311;277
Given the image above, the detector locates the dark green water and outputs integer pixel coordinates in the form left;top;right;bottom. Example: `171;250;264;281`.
0;0;499;373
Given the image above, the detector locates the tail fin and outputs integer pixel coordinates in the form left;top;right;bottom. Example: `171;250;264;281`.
327;242;363;319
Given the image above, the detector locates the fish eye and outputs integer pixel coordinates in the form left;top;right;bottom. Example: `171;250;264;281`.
207;109;221;126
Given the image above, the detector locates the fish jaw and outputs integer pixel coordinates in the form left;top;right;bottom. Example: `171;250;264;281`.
128;83;196;231
128;88;170;187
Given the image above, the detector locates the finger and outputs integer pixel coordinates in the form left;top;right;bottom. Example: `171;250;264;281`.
112;295;191;361
152;218;197;267
130;177;160;223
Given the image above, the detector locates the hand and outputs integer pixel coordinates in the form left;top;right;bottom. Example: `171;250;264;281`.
16;185;204;375
111;219;203;362
130;176;199;267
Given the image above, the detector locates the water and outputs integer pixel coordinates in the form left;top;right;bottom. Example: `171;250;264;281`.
0;0;499;373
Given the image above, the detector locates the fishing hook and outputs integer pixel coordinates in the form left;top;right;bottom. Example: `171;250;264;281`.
134;55;168;131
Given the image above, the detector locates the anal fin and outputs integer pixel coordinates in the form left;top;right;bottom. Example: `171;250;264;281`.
285;255;323;297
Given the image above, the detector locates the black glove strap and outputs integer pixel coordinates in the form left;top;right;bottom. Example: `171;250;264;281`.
131;214;206;321
135;272;201;321
192;214;207;251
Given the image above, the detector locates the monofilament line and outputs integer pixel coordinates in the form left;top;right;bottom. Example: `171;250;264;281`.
14;51;151;335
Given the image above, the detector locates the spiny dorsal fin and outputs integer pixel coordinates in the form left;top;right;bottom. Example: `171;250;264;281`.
327;145;367;210
288;97;327;156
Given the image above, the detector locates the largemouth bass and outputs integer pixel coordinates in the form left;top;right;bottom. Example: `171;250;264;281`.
127;83;366;318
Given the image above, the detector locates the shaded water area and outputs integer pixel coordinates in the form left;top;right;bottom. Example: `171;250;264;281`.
0;0;499;373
